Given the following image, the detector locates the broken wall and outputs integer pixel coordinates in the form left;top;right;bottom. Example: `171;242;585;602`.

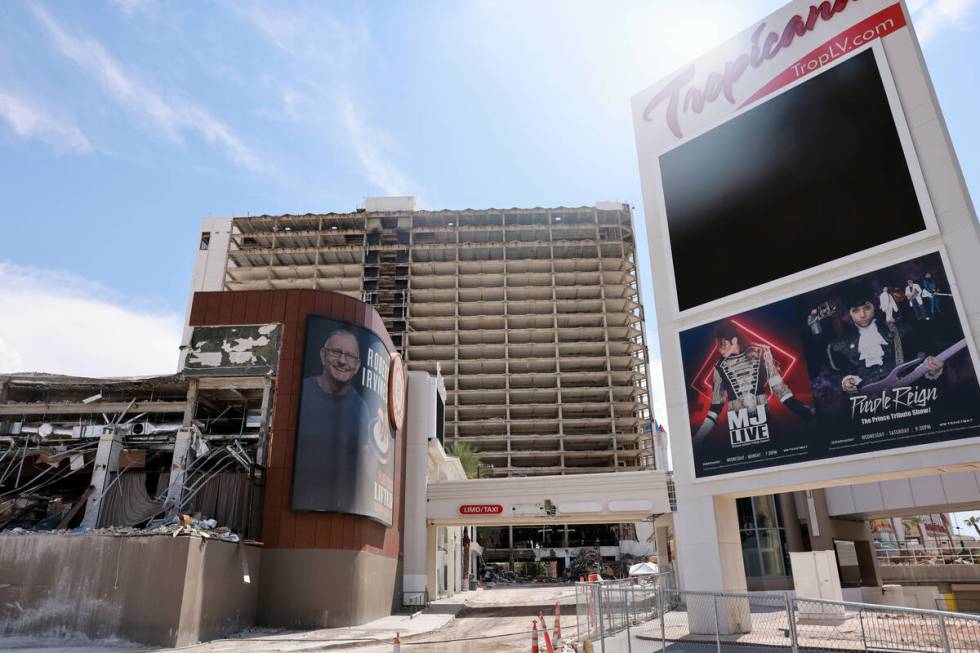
189;289;408;629
0;534;259;647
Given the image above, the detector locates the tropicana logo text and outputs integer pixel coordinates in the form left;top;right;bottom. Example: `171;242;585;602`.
642;0;860;139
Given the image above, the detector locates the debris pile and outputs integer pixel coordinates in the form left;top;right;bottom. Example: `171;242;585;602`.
482;565;520;584
0;372;266;539
569;548;603;578
2;514;245;544
111;514;243;543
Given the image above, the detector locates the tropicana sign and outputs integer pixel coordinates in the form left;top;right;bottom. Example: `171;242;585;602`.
641;0;906;139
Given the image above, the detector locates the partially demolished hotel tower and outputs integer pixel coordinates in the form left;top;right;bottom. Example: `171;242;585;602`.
188;197;655;476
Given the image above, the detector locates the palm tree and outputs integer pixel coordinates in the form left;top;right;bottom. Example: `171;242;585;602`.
447;441;482;479
966;516;980;539
446;442;482;588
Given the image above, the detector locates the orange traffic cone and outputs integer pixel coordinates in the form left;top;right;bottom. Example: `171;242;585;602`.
538;610;549;633
542;627;556;653
530;619;539;653
393;631;401;653
553;600;562;645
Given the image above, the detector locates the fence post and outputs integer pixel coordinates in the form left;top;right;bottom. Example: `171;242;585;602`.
938;613;951;653
658;586;666;649
785;593;799;653
631;585;637;624
625;587;633;653
859;608;867;651
596;582;607;653
714;595;722;653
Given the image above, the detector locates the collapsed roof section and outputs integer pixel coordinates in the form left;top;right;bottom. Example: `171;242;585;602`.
0;325;279;538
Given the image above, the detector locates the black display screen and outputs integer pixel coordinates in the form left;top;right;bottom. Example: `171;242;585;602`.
660;48;927;311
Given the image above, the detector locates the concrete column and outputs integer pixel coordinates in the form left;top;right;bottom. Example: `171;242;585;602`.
675;493;750;634
654;520;671;568
779;493;806;554
163;380;200;518
893;517;906;543
402;374;431;598
163;427;196;517
425;524;438;601
80;427;124;530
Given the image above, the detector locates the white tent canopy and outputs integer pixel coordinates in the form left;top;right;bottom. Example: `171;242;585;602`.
628;562;659;576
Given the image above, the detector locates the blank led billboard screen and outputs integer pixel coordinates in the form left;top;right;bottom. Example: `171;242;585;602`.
660;47;928;311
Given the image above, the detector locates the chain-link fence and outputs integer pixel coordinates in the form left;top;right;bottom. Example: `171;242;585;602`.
573;573;980;652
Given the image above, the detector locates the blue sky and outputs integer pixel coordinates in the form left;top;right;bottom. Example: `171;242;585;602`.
0;0;978;412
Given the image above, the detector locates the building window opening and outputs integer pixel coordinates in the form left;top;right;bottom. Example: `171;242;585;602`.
738;495;790;581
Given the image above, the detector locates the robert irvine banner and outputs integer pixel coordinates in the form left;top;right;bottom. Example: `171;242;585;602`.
291;316;395;525
682;252;980;478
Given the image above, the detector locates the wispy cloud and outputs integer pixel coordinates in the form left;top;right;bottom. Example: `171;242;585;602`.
110;0;156;18
32;5;264;173
909;0;979;42
235;2;369;68
233;3;419;199
0;262;182;377
0;91;91;153
338;94;419;198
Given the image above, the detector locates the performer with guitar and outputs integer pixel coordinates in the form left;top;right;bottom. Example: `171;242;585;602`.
827;285;945;395
923;272;942;318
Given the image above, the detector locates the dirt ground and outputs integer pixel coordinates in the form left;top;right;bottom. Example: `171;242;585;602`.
0;584;580;653
354;584;578;653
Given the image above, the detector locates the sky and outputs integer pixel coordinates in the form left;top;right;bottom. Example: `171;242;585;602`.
0;0;978;441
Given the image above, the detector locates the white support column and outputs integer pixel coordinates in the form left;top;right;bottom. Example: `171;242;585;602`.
79;427;123;530
426;524;439;601
675;493;751;634
402;374;432;599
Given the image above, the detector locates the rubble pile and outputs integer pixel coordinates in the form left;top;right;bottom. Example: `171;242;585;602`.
569;548;602;578
108;515;242;543
2;514;244;544
481;564;521;584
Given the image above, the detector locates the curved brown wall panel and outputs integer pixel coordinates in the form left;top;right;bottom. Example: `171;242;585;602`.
189;289;405;559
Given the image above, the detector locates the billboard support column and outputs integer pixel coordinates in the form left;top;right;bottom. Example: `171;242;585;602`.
675;494;751;634
426;524;439;600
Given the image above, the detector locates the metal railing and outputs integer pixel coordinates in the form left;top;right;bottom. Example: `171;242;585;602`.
573;574;980;652
877;546;980;566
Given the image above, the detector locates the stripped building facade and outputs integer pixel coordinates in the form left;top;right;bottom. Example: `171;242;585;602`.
190;197;655;477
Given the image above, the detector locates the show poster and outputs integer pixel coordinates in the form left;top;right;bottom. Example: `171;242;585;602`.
291;316;395;525
682;252;980;478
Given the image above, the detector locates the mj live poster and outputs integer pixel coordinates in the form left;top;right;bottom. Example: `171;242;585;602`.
682;252;980;478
